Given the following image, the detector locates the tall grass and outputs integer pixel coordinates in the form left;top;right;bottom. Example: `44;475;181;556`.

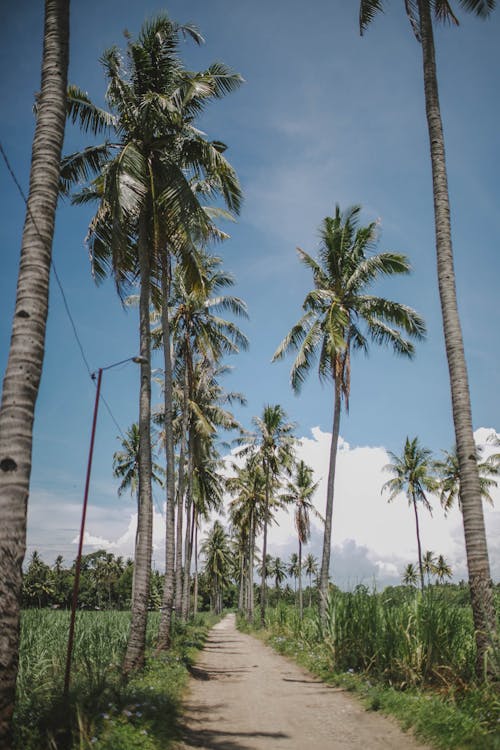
14;610;213;749
264;587;486;687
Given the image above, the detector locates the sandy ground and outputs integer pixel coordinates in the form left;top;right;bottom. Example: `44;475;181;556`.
175;613;430;750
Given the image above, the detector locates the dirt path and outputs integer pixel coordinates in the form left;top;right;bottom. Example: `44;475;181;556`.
175;613;430;750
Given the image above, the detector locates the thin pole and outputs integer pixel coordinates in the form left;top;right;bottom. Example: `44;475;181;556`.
63;367;103;698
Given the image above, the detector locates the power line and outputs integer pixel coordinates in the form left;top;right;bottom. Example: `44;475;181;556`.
0;138;127;437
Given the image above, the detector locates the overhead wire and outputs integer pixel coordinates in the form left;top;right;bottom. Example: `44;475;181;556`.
1;138;166;518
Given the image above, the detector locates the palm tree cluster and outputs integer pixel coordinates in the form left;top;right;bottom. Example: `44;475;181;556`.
384;436;498;592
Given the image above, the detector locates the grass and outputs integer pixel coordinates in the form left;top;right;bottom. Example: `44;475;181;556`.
15;609;219;750
238;589;500;750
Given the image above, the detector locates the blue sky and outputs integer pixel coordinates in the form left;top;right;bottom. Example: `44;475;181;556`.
1;1;499;583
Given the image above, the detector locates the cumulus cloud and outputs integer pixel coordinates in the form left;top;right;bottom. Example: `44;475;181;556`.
27;427;499;587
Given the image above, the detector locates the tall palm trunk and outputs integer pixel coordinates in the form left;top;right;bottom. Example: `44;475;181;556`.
417;0;496;672
238;547;246;612
123;211;153;675
193;518;199;617
181;457;194;619
158;254;175;650
319;378;342;624
248;509;255;621
298;539;303;619
174;366;189;616
260;468;270;627
0;1;69;744
412;495;425;592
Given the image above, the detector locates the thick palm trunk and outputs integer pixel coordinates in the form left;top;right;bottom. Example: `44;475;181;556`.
412;496;425;593
319;379;342;624
417;0;496;673
157;255;175;650
0;1;69;743
260;470;270;627
123;213;153;676
298;540;303;619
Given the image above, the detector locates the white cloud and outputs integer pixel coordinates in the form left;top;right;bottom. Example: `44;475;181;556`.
27;427;499;587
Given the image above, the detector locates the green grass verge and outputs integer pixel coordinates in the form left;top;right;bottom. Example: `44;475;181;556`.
238;616;500;750
15;611;219;750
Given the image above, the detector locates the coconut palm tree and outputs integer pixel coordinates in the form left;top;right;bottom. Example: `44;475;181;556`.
201;520;231;614
434;554;453;584
435;445;498;516
304;553;319;607
242;405;296;626
227;459;266;621
288;553;300;597
269;557;287;599
282;460;320;618
64;15;242;667
422;550;437;586
383;437;437;592
274;205;425;622
112;423;164;497
359;0;497;677
402;563;418;588
0;1;69;743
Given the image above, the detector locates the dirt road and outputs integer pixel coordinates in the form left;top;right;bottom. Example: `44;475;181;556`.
175;613;429;750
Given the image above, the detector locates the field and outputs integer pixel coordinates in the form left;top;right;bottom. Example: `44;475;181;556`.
15;609;217;750
239;586;500;749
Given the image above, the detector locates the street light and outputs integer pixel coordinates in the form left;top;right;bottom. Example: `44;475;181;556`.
63;355;147;698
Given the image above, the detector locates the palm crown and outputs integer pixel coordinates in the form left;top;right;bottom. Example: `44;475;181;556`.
273;204;426;406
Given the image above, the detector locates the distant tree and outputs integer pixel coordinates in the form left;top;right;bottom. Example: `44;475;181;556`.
304;553;319;607
288;553;300;596
435;445;498;516
402;563;418;588
422;550;437;586
434;554;453;584
383;437;437;592
282;460;320;618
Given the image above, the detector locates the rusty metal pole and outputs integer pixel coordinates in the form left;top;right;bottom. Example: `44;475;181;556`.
63;367;102;698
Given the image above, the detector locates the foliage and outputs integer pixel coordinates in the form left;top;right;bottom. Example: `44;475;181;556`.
243;588;500;749
14;610;218;749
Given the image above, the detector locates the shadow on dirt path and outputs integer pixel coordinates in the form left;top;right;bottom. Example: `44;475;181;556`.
175;613;430;750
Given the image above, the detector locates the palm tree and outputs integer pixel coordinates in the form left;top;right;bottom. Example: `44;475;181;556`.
158;255;247;624
274;205;425;622
64;15;242;668
359;0;497;677
228;459;266;621
243;405;296;626
113;423;164;497
435;445;498;516
422;550;437;586
282;460;320;618
383;437;437;592
0;1;69;743
201;521;231;614
304;553;319;607
268;557;287;599
434;554;453;585
288;553;300;596
402;563;418;588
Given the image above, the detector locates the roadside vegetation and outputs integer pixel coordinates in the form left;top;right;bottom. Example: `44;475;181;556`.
238;587;500;750
14;610;219;750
